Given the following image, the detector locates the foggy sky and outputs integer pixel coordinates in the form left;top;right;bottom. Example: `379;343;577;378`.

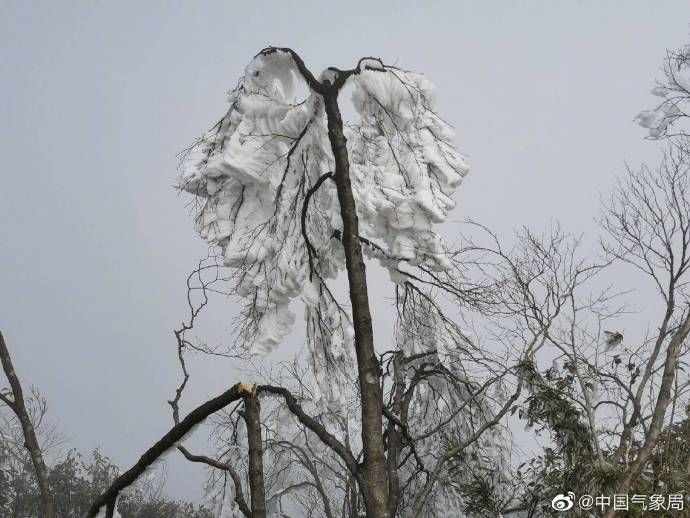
2;0;689;503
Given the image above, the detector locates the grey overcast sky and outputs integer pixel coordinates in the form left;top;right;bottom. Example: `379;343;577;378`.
2;0;690;504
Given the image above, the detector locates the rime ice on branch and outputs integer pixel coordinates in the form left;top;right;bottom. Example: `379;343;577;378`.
637;44;690;139
177;51;468;403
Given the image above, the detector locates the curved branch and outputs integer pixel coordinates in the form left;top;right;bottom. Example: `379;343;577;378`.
269;439;335;518
178;446;251;517
0;390;15;409
409;383;522;518
88;383;255;517
257;385;360;481
257;47;327;95
301;172;334;279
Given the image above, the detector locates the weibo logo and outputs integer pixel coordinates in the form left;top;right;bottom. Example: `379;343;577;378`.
551;492;575;512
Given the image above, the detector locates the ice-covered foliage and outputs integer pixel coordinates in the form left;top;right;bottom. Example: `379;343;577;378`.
211;479;245;518
395;283;474;364
177;50;468;404
206;383;354;518
637;44;690;138
394;288;514;516
348;63;468;273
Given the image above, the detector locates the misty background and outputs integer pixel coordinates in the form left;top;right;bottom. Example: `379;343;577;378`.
2;0;689;504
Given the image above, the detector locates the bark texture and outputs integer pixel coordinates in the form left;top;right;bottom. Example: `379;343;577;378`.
386;353;404;516
243;392;267;518
0;330;56;518
324;93;390;518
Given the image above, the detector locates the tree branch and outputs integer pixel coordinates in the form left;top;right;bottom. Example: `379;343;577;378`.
257;385;360;481
177;446;251;517
88;382;255;517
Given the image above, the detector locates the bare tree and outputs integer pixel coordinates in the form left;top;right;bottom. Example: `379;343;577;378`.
0;330;56;518
600;143;690;516
491;143;690;516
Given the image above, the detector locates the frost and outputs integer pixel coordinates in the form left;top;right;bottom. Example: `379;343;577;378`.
393;286;514;513
349;67;468;272
395;289;472;363
178;51;468;405
636;105;678;138
637;44;690;138
93;498;121;518
212;478;245;518
178;52;330;360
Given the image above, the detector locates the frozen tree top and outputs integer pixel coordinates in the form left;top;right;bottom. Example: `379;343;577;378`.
177;49;468;404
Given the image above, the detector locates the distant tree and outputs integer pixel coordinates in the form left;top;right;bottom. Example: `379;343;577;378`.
0;436;213;518
1;331;57;518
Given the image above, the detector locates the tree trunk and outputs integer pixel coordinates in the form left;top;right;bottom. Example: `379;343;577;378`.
604;311;690;517
386;353;404;516
323;93;390;518
243;392;267;518
0;331;56;518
